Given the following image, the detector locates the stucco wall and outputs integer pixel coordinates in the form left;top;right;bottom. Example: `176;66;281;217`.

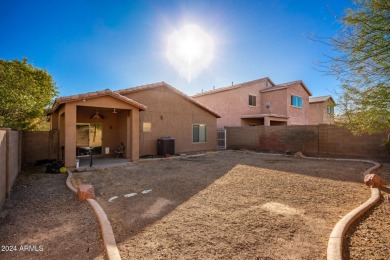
308;102;322;125
285;83;310;125
7;130;20;196
194;80;314;127
193;79;269;128
22;130;59;164
260;89;287;115
0;130;6;209
0;129;22;210
308;101;335;125
122;85;218;155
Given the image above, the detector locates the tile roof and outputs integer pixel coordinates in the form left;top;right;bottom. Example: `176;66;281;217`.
192;77;275;97
52;89;147;111
116;82;221;118
309;95;335;104
260;80;312;96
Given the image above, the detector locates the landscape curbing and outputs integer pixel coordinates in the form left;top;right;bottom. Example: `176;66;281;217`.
291;153;382;260
66;170;122;260
326;187;380;260
65;151;382;260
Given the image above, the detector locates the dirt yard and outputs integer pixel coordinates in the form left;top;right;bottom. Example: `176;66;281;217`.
72;150;388;259
0;167;104;260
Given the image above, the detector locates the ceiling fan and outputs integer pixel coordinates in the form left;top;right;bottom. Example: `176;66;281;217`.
90;109;104;119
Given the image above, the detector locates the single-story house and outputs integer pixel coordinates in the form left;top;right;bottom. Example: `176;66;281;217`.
49;82;220;168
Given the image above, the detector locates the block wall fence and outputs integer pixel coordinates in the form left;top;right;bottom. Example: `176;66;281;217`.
22;130;59;164
0;129;22;210
226;125;389;162
0;130;59;210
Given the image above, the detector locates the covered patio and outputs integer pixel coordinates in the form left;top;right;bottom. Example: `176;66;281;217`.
50;89;147;168
241;114;289;126
76;156;131;170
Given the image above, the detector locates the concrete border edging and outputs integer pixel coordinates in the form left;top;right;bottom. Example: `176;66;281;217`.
66;170;122;260
292;154;382;260
327;187;380;260
64;150;382;260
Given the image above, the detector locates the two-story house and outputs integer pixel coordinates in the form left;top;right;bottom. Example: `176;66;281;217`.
308;96;336;125
192;77;334;128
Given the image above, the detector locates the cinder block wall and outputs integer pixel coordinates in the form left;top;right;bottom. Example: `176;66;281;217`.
0;130;7;209
7;130;21;197
0;129;60;210
0;129;23;210
226;126;260;150
22;130;59;164
226;125;389;162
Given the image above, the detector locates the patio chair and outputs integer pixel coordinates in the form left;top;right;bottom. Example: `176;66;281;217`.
115;143;125;158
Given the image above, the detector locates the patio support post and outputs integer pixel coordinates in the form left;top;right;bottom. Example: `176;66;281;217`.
64;104;77;168
264;117;271;126
129;109;139;163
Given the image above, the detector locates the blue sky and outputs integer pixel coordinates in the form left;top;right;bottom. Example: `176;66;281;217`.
0;0;352;98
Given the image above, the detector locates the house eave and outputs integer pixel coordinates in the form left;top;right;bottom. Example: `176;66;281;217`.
52;89;147;112
241;114;289;119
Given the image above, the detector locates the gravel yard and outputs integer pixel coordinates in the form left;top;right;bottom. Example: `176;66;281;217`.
71;150;387;259
0;168;104;260
1;150;387;259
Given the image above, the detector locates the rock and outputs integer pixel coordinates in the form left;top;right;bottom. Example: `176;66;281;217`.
363;174;385;188
293;151;305;158
77;184;95;201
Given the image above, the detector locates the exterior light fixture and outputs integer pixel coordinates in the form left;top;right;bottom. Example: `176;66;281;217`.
90;109;104;119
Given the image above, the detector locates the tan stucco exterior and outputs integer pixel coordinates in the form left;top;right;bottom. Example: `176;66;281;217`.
117;83;219;156
50;83;219;167
0;130;6;208
308;96;335;125
193;78;318;128
51;91;145;168
0;129;22;209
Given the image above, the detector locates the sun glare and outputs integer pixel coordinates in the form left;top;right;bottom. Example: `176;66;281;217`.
166;24;214;82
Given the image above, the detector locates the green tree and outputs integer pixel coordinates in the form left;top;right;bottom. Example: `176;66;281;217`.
330;0;390;135
0;58;58;130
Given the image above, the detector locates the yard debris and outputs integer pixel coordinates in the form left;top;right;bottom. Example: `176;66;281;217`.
124;193;137;198
293;151;305;158
108;196;119;202
45;160;65;174
109;190;151;202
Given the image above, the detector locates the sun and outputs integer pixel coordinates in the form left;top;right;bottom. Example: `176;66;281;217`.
166;24;214;82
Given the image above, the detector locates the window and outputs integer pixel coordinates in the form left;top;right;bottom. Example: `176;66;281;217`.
249;95;256;106
291;95;302;108
327;105;334;114
193;124;206;143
